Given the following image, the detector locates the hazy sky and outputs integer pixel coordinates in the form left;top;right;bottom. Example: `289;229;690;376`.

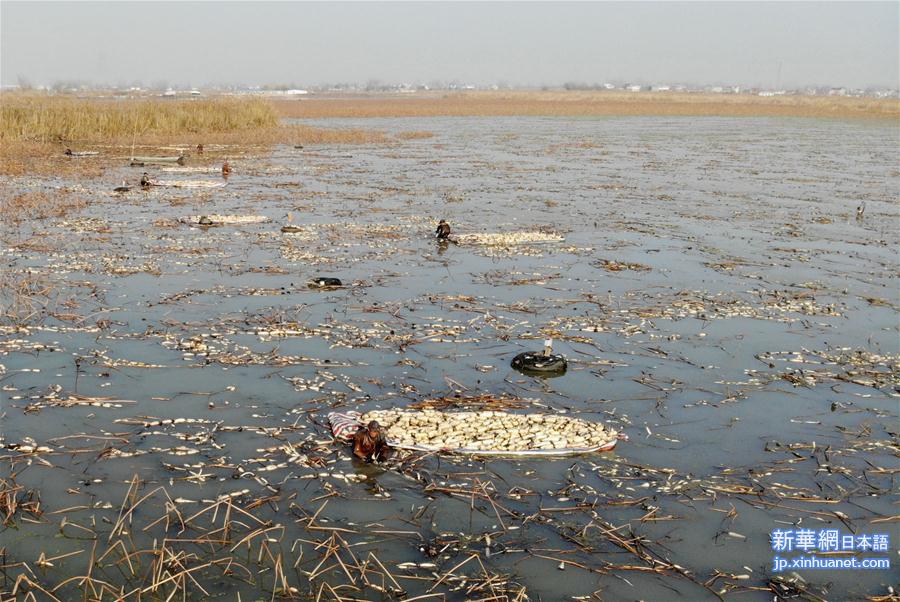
2;2;897;89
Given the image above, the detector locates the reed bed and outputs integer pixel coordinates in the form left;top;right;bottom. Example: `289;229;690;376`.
273;90;900;120
1;94;278;142
396;130;436;140
0;94;387;176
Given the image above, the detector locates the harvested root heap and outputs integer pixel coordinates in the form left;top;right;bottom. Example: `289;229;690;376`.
149;179;226;188
178;214;270;225
360;408;617;453
455;231;564;245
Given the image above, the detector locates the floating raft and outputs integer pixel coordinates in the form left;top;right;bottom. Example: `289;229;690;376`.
179;214;270;226
328;409;619;456
150;179;226;189
65;150;99;158
131;155;186;165
455;231;564;246
160;166;221;173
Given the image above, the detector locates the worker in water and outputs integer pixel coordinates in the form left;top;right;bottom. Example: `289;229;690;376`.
196;143;204;155
222;160;232;177
353;420;390;462
435;219;451;240
140;172;152;189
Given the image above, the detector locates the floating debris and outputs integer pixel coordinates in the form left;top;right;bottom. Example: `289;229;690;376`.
755;347;900;390
595;258;651;272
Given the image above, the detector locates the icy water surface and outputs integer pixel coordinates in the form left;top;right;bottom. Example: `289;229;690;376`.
1;116;898;600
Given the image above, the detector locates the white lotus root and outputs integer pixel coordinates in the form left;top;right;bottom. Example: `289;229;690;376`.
454;231;564;246
179;214;270;225
360;409;616;452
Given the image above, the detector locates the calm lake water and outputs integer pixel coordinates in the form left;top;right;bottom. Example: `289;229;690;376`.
1;116;897;600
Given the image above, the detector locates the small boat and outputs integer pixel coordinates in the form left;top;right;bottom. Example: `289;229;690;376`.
149;179;226;189
65;148;99;158
130;155;186;166
179;214;270;226
281;225;303;233
159;166;219;173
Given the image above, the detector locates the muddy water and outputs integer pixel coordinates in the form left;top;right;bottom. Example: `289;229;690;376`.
1;116;898;600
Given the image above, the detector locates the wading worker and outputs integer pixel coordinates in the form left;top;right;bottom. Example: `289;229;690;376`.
353;421;390;462
435;219;451;240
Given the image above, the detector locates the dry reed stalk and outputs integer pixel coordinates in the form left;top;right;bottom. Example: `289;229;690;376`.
428;553;478;592
0;270;70;327
365;552;404;593
185;496;267;531
11;573;64;602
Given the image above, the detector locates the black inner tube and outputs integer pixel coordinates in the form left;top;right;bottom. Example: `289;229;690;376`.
511;351;567;375
309;277;342;288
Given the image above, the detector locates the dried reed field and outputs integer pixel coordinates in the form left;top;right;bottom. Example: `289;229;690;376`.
0;94;387;176
272;90;900;120
1;95;279;142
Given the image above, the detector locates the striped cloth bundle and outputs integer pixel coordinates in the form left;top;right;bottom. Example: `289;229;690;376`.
328;411;362;441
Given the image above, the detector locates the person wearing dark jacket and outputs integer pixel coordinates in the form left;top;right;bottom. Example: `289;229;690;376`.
436;219;451;240
353;421;390;461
